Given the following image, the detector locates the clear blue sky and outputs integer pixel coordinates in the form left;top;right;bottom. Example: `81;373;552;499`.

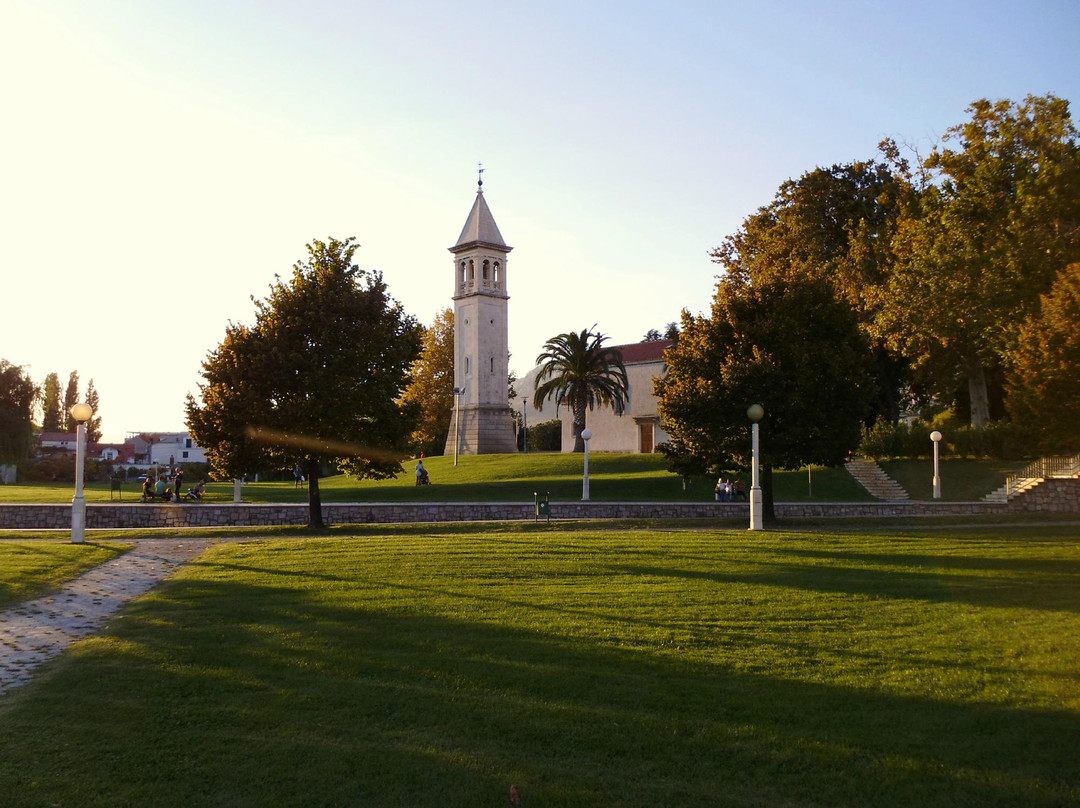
2;0;1077;442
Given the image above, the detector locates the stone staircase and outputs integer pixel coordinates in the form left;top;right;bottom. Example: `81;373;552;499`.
983;454;1080;503
845;456;910;500
983;477;1040;503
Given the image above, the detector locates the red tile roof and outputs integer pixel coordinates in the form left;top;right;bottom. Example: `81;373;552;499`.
613;339;673;364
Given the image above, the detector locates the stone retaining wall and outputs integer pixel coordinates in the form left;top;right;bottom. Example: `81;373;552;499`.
1005;478;1080;513
6;492;1073;530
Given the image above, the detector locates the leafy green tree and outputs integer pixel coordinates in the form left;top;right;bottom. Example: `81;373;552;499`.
40;372;63;432
644;323;681;343
881;94;1080;426
712;158;914;424
1006;263;1080;452
0;360;37;462
85;380;102;444
656;275;875;522
62;371;79;432
186;236;423;528
532;328;629;452
400;307;455;456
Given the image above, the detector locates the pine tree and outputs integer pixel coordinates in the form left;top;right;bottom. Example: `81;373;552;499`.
62;371;79;431
85;380;102;444
41;372;63;431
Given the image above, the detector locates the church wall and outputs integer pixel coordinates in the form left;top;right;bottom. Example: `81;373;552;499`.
517;358;669;453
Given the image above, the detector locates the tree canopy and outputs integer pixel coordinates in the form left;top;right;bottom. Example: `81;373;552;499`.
656;275;875;521
711;158;914;424
1006;262;1080;453
400;307;455;456
0;360;37;463
880;94;1080;426
186;236;422;527
532;328;628;452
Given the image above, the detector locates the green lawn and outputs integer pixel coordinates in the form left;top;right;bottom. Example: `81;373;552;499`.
0;541;129;610
0;453;879;503
0;524;1077;806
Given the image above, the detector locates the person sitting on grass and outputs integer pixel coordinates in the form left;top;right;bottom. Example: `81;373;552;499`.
185;479;207;501
141;475;155;502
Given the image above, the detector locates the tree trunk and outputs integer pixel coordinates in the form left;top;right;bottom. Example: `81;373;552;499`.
306;458;323;529
572;397;587;453
762;465;777;525
967;360;991;428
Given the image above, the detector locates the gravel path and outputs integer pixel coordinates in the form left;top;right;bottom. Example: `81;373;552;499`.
0;539;213;696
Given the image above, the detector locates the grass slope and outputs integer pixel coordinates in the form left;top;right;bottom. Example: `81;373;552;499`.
0;525;1077;807
880;459;1026;501
0;453;878;504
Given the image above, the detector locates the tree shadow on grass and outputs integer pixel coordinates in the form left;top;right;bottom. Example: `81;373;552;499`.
607;549;1080;615
0;577;1077;808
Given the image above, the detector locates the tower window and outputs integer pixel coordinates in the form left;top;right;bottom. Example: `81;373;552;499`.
482;259;490;280
468;260;475;282
494;261;500;285
490;357;495;373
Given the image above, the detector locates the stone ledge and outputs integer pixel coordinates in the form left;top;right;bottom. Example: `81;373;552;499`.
3;495;1070;530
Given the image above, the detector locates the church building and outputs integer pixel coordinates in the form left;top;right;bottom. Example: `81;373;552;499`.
444;179;518;454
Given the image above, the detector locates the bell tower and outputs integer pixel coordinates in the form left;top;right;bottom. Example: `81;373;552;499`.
445;175;518;455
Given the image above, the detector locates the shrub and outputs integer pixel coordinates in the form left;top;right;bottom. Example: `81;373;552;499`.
527;419;562;452
17;455;113;483
860;419;1031;460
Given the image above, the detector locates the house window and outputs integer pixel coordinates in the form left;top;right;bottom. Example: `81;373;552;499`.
182;451;189;459
185;439;192;448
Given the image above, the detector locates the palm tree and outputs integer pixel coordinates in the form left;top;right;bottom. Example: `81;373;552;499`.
532;327;629;452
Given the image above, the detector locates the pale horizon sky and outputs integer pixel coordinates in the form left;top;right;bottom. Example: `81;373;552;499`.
2;0;1078;443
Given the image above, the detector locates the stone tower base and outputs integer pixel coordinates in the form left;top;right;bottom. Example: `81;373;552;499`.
445;406;518;455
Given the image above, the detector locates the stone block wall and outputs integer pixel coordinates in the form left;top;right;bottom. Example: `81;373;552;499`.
0;479;1075;530
1006;478;1080;513
5;495;1073;530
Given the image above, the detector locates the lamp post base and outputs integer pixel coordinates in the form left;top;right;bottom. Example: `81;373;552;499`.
71;495;86;544
749;487;763;531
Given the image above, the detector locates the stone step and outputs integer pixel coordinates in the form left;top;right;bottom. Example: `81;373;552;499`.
845;457;910;500
983;477;1042;503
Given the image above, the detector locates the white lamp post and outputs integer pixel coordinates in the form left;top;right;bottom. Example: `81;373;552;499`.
930;430;943;499
581;428;592;501
70;402;94;544
747;404;764;531
453;386;465;466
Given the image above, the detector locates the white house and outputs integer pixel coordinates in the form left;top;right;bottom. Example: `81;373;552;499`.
517;338;672;453
125;432;208;466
